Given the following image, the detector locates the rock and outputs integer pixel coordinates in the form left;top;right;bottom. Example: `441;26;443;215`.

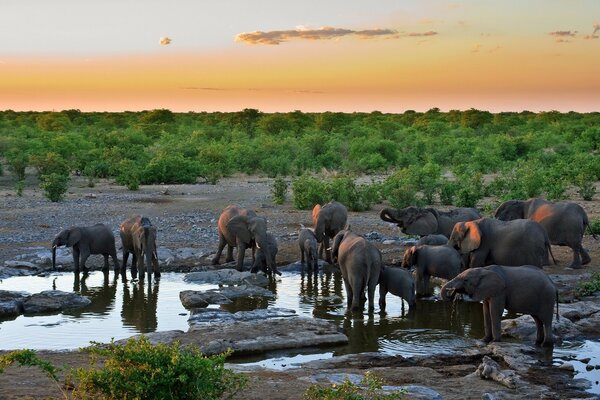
486;342;539;373
383;239;400;245
179;290;212;308
188;307;297;326
394;385;442;400
242;273;270;287
580;357;591;364
22;290;91;314
84;193;96;199
4;261;38;269
558;362;575;371
184;269;253;285
474;355;517;389
0;290;29;318
501;313;580;342
209;284;275;300
156;247;174;261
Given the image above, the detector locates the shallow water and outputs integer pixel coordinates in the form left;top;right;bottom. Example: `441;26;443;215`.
0;268;598;394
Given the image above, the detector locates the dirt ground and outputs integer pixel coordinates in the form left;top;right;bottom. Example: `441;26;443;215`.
0;174;599;399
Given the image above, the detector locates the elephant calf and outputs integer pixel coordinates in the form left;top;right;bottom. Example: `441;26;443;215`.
298;227;319;270
379;266;416;314
332;229;382;312
441;265;559;347
417;234;448;246
251;233;278;275
120;216;160;280
402;244;463;297
52;223;119;273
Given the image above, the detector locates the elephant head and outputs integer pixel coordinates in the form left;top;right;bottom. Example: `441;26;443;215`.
52;228;81;269
402;246;417;269
448;221;481;254
227;214;279;275
441;267;506;302
494;200;525;221
330;229;351;264
379;207;439;236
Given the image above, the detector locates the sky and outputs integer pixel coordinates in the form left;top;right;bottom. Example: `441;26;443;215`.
0;0;599;113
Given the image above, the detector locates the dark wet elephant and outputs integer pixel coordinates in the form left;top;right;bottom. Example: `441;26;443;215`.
379;266;416;314
312;201;348;264
298;227;319;270
380;206;481;238
52;223;119;274
251;232;278;275
441;265;559;347
495;198;594;269
402;244;463;297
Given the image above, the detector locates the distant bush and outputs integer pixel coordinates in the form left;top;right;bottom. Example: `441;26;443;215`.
292;175;327;210
575;173;597;201
292;175;378;211
271;177;288;204
30;152;70;178
439;179;459;205
40;173;70;202
15;179;25;196
143;154;199;184
454;172;484;208
6;150;29;180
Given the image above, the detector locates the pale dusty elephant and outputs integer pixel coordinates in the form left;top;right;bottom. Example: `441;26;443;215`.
120;215;160;281
331;229;382;312
402;244;463;297
52;223;119;273
441;265;559;347
495;198;594;269
212;205;279;275
312;201;348;264
380;206;481;238
447;218;554;269
379;266;416;314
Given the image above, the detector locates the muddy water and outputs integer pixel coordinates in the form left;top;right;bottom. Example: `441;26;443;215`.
0;268;598;394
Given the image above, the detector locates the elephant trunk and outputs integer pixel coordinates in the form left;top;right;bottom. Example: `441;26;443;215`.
441;280;462;301
52;245;57;270
379;208;401;225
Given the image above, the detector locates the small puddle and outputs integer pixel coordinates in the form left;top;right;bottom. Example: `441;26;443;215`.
0;268;598;394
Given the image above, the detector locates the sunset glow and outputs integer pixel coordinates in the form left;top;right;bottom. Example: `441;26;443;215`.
1;0;599;112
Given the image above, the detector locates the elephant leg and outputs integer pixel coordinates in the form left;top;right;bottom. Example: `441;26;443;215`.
367;282;376;313
102;254;110;271
80;250;91;273
581;246;591;266
489;299;505;342
137;255;145;281
122;250;130;273
225;244;234;263
110;249;120;273
323;237;332;264
415;269;425;298
343;279;353;309
300;247;305;264
568;245;583;269
378;285;387;311
423;274;431;296
482;301;493;343
212;234;227;265
131;254;138;279
235;243;247;272
536;318;544;345
541;315;554;347
72;247;81;273
152;255;160;278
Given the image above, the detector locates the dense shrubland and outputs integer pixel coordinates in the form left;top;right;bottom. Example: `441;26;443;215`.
0;108;598;207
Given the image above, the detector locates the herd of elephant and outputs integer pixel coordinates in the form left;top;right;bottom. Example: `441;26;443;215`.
51;197;595;347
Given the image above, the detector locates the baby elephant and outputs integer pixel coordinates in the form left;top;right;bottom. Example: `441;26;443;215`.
299;227;319;270
379;266;416;314
417;234;448;246
402;245;463;297
251;233;278;275
441;265;559;347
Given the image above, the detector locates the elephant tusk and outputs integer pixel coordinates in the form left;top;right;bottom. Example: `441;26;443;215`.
52;245;57;249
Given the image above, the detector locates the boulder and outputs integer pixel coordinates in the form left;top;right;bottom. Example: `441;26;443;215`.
184;269;253;285
0;290;28;318
179;290;213;308
22;290;91;314
501;313;580;342
188;307;297;326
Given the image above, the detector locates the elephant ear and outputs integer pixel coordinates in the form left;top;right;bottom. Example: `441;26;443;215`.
312;204;321;226
460;221;481;253
67;228;82;247
471;269;506;301
331;231;345;262
402;246;417;268
405;210;438;236
227;215;252;244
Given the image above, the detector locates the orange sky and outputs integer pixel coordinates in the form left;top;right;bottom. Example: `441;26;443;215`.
1;1;599;112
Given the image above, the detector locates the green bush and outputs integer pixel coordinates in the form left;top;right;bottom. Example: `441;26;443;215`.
454;172;484;208
15;179;25;196
304;371;406;400
143;154;199;184
6;150;28;180
575;174;597;201
439;180;458;205
30;152;70;178
577;272;600;297
71;337;246;400
271;177;288;204
40;173;70;202
292;175;327;209
589;219;600;236
115;160;141;190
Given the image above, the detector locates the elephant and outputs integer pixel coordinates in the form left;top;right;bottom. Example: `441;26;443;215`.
212;205;280;275
495;198;594;269
331;229;382;312
298;227;319;270
120;216;160;281
441;265;559;347
380;206;481;238
447;218;554;269
417;234;449;246
251;233;278;275
312;201;348;264
52;223;119;273
378;266;416;314
402;244;463;297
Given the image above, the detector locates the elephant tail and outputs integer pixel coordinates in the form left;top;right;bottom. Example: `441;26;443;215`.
555;290;560;322
584;220;598;240
546;241;557;265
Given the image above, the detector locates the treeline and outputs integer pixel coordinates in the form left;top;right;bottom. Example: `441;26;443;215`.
0;108;598;206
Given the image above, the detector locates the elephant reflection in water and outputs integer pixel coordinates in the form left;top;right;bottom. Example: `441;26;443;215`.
300;268;345;319
69;272;118;316
219;277;278;313
121;280;159;333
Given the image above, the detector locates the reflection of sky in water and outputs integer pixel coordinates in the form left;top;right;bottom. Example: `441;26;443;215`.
1;269;599;393
554;340;600;395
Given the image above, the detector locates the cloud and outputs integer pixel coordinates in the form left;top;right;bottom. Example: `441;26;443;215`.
159;37;172;45
471;43;482;53
548;30;577;43
594;22;600;35
584;34;599;40
235;26;438;45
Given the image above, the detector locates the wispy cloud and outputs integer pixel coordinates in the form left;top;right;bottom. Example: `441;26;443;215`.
584;22;600;39
235;26;438;45
159;37;172;45
548;30;577;42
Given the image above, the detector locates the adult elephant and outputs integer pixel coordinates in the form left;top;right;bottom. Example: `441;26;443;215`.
379;206;481;238
212;205;279;275
120;216;160;281
331;229;382;312
495;198;594;269
402;244;463;297
441;265;559;347
447;218;554;269
312;201;348;264
52;223;119;274
251;232;278;275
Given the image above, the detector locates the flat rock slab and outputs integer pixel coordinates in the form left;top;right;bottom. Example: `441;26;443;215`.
0;290;29;318
180;285;275;308
130;316;347;356
22;290;91;314
189;307;297;325
184;269;270;286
